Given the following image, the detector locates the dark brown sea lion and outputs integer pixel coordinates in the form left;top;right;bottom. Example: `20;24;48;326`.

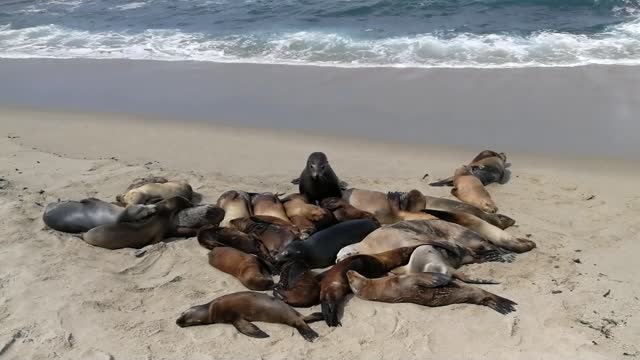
230;217;299;258
273;260;320;307
282;193;335;238
82;196;191;250
319;197;376;222
176;292;323;342
347;270;517;315
217;190;252;227
251;193;291;224
274;219;379;269
342;188;437;224
451;166;498;213
429;150;508;186
197;225;269;259
294;152;342;204
208;247;275;291
319;246;417;327
117;180;193;205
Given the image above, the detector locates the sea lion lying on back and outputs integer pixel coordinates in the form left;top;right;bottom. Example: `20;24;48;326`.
293;152;343;204
217;190;252;227
347;271;517;315
117;180;193;205
176;292;323;342
429;150;508;186
342;188;437;224
451;166;498;213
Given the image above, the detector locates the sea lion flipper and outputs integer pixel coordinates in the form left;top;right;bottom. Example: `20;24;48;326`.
429;177;454;187
296;324;319;342
232;319;269;338
452;270;500;285
302;312;324;323
415;272;452;288
291;177;301;185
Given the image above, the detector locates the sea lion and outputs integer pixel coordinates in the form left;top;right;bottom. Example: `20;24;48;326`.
251;193;291;224
197;224;271;260
319;197;376;222
117;180;193;205
43;198;156;233
295;152;342;204
176;292;323;342
451;166;498;213
169;204;225;237
230;217;299;258
347;270;517;315
208;247;275;291
319;247;417;326
282;193;335;238
123;176;168;192
217;190;252;227
273;260;320;307
336;220;516;264
342;188;437;224
82;196;191;250
429;150;508;187
274;219;379;269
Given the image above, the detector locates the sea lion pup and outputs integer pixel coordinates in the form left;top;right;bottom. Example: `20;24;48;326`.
273;260;320;307
319;247;417;327
230;217;299;258
319;197;376;222
176;292;323;342
429;150;508;187
82;196;192;250
169;204;225;237
420;209;535;253
274;219;379;268
117;179;193;205
393;245;499;284
282;193;335;238
451;166;498;213
342;188;437;224
336;219;515;264
208;247;275;291
294;152;343;204
347;270;517;315
43;198;157;233
251;193;291;224
217;190;252;227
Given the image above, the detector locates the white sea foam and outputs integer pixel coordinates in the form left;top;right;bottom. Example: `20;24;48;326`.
1;21;640;68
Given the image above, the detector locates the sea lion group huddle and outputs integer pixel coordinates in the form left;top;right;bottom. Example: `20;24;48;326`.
42;150;535;342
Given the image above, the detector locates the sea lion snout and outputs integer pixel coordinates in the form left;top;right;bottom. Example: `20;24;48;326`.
176;304;210;327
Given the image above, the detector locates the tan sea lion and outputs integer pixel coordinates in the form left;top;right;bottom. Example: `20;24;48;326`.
282;193;335;237
82;196;191;250
117;180;193;205
217;190;252;227
451;166;498;213
319;246;417;326
342;188;437;224
208;247;275;291
319;197;376;222
176;292;323;342
251;193;291;224
429;150;508;186
123;176;168;192
273;260;320;307
347;270;517;315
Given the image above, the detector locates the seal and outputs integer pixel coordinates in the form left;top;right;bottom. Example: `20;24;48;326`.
451;166;498;213
43;198;156;233
319;246;417;326
82;196;191;250
273;260;320;307
176;291;324;342
347;270;517;315
230;216;299;258
251;193;291;224
208;247;275;291
217;190;252;227
319;197;376;222
282;193;335;238
336;219;516;265
342;188;438;224
294;152;342;204
197;225;270;259
429;150;508;187
117;180;193;205
274;219;379;269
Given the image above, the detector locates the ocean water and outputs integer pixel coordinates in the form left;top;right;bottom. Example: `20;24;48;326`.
1;0;640;67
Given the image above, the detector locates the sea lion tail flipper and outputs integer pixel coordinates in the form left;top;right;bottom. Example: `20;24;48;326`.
452;270;500;285
416;272;452;288
232;319;269;338
428;177;454;187
296;324;319;342
484;294;517;315
477;248;516;263
302;312;324;323
291;177;301;185
321;300;341;327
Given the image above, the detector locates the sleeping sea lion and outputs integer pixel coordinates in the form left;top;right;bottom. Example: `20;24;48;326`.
208;247;275;291
273;260;320;307
342;188;437;224
429;150;508;186
347;270;517;314
319;246;417;327
123;176;168;192
274;219;379;269
251;193;291;224
176;292;323;342
82;196;191;250
217;190;252;227
197;225;270;259
117;180;193;205
319;197;376;222
451;166;498;213
282;193;335;238
230;217;299;258
294;152;342;204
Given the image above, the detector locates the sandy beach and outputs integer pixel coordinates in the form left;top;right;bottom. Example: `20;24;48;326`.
0;63;639;360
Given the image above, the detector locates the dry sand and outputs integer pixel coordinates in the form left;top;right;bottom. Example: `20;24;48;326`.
0;108;638;360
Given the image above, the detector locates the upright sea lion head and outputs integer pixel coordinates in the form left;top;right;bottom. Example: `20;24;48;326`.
274;241;306;264
176;302;212;327
306;152;330;179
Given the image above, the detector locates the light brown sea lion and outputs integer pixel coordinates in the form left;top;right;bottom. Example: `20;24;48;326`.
217;190;252;227
319;197;376;222
208;247;275;291
197;225;270;259
273;260;320;308
123;176;168;192
251;193;291;224
319;246;417;327
336;220;516;264
347;270;517;315
451;166;498;213
429;150;508;186
282;193;335;238
342;188;437;224
82;196;192;250
176;292;323;342
117;180;193;205
230;217;299;258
